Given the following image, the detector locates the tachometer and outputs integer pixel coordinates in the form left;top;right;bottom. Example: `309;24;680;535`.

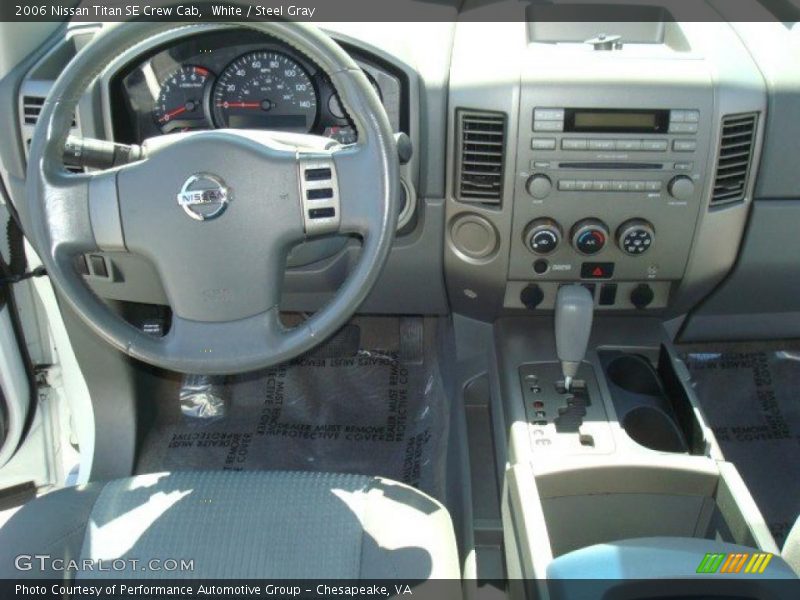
212;51;317;132
153;65;213;133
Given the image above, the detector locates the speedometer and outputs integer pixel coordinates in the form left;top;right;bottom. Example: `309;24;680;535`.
212;51;318;132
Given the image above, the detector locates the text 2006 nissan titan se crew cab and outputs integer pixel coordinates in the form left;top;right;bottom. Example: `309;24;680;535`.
0;1;799;597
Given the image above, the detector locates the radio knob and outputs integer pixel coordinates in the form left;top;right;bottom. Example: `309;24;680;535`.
524;219;561;255
571;219;609;255
526;174;552;199
617;219;655;256
668;175;695;201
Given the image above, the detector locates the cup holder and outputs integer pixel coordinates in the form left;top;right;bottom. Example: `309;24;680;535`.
600;350;690;454
606;354;661;395
621;405;687;453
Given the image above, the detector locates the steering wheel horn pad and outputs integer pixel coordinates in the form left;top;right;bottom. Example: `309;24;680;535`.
26;20;399;374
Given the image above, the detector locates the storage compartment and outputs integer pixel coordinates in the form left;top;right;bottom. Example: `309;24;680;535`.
534;464;755;558
600;345;705;454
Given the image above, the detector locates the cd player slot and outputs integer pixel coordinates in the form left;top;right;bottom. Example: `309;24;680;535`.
557;162;664;170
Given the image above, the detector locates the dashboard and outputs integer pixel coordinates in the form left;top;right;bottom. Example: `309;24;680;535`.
110;29;406;146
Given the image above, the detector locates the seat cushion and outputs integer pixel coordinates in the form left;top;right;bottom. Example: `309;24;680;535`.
0;470;460;579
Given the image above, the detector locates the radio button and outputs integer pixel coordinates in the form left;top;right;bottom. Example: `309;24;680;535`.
534;108;565;121
558;180;577;191
576;180;593;191
670;110;687;123
611;181;629;192
616;140;642;151
674;162;694;171
531;138;557;150
534;121;563;132
642;140;668;151
630;181;646;192
685;110;700;123
645;181;662;192
669;122;699;134
562;139;588;150
526;174;553;199
673;140;697;152
668;175;696;201
589;139;615;150
592;181;610;191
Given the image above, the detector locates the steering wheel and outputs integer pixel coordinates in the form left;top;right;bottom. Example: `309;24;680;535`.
25;21;399;374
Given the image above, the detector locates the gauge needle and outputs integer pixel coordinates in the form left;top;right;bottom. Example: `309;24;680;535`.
217;102;262;109
159;105;188;122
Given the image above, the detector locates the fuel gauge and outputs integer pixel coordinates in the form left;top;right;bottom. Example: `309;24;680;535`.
153;65;214;133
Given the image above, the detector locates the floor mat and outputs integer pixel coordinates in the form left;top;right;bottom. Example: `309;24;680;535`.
136;317;449;500
683;349;800;546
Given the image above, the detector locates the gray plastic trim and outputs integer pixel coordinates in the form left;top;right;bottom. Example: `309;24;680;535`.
88;171;124;251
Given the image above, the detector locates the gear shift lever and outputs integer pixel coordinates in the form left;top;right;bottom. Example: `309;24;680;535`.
555;285;594;391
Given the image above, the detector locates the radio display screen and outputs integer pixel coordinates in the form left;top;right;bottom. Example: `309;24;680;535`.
565;109;670;134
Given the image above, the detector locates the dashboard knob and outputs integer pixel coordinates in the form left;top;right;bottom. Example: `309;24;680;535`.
571;219;609;256
526;174;552;199
524;219;562;255
668;175;695;201
617;219;655;256
630;284;655;309
520;284;545;310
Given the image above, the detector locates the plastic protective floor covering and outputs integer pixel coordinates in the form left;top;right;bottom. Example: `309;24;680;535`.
136;318;449;500
684;349;800;547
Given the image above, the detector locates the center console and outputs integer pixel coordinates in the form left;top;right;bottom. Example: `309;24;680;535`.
445;20;765;321
446;18;787;594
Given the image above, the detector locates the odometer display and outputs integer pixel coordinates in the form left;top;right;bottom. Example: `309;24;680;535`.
212;51;317;132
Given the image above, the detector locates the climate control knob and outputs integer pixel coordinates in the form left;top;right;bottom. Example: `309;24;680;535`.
668;175;695;201
526;174;552;199
617;219;655;256
571;219;609;256
524;219;562;255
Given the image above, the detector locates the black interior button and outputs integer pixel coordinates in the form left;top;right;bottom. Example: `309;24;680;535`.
599;283;618;306
89;255;108;278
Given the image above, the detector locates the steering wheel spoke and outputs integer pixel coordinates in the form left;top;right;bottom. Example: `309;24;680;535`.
330;142;396;237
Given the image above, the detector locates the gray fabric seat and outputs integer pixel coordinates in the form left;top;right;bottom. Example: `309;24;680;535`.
0;470;460;579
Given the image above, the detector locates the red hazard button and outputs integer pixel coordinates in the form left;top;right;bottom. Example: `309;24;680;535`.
580;262;615;279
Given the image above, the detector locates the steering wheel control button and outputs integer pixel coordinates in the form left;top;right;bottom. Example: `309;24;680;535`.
450;214;498;260
299;157;340;236
617;219;655;256
176;173;231;221
526;174;553;199
306;188;334;200
571;219;608;255
309;207;336;219
524;219;561;255
304;168;332;181
580;262;615;279
520;284;545;310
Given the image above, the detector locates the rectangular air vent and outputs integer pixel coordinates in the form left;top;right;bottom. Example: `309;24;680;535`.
456;110;506;204
711;113;757;206
22;95;45;125
22;95;77;128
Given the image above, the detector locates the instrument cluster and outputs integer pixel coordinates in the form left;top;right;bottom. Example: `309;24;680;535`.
112;29;404;145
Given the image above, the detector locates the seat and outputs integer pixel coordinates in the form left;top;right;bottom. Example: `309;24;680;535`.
0;470;460;579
